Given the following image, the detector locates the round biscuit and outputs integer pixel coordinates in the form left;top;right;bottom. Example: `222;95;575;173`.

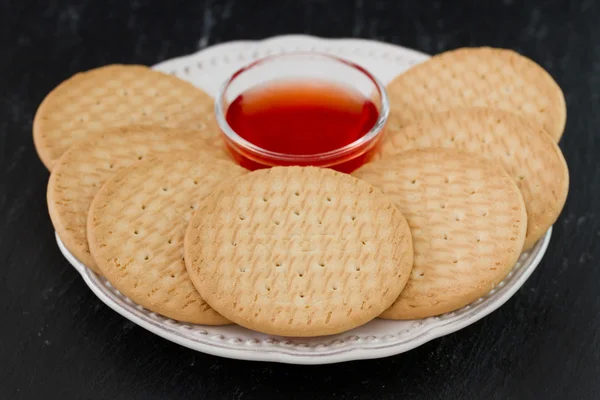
378;107;568;250
48;125;232;273
87;155;247;324
386;47;566;141
184;166;414;337
34;64;218;170
353;148;527;319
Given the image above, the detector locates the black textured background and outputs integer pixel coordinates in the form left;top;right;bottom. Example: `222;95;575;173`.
1;0;599;399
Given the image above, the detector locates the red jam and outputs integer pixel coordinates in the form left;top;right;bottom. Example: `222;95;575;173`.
224;79;381;173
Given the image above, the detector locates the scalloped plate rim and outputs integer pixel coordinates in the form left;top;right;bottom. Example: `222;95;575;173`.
57;230;550;364
55;35;552;364
152;34;430;71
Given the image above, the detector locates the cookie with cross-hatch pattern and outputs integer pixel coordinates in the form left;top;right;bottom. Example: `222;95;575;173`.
87;154;247;324
34;64;219;170
386;47;566;141
184;166;414;337
354;148;527;320
48;125;231;273
377;107;568;250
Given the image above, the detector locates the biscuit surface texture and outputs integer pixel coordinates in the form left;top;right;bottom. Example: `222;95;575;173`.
34;64;218;169
87;155;247;324
48;125;230;273
184;166;414;336
354;148;527;319
378;107;568;250
386;47;566;141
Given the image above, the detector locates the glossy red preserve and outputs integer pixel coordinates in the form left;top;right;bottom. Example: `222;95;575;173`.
224;79;381;172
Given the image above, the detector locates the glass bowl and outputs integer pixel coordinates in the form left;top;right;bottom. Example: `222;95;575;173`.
214;52;389;173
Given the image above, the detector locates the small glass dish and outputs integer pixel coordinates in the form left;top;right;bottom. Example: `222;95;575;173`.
214;52;389;173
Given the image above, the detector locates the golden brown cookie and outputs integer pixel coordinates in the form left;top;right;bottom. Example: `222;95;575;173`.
48;125;231;273
354;148;527;319
184;166;414;336
386;47;566;141
378;107;568;250
87;155;247;324
34;64;219;169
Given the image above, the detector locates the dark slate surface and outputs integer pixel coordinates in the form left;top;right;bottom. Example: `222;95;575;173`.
1;0;599;399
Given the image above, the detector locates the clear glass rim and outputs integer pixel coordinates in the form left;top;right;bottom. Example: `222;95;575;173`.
214;52;389;163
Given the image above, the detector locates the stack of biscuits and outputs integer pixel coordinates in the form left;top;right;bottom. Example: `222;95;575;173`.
36;47;569;337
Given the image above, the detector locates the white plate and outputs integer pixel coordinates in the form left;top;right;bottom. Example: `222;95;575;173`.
57;35;552;364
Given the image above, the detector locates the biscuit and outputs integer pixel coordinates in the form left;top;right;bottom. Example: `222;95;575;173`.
184;166;414;336
47;125;231;273
34;64;219;169
354;148;527;319
386;47;566;141
87;155;247;324
378;107;568;250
